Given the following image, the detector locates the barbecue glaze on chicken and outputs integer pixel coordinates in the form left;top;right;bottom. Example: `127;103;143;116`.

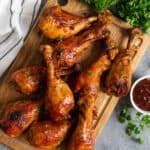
39;6;97;40
68;37;118;150
0;100;41;137
40;45;75;121
105;28;143;97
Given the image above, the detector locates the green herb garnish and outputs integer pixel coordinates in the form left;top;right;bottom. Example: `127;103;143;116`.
119;104;150;144
57;48;63;59
45;27;49;32
136;137;144;144
116;0;150;33
80;0;150;33
79;0;119;11
120;71;126;80
35;108;41;113
24;71;31;76
57;140;63;145
87;70;92;76
56;37;63;42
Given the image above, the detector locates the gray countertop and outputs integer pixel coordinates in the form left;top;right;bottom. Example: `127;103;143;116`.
0;0;150;149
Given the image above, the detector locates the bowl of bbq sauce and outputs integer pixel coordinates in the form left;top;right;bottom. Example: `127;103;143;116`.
130;76;150;115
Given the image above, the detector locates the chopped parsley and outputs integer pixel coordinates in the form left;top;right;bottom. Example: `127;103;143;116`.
56;48;63;59
116;0;150;33
57;140;63;145
79;0;119;11
136;138;144;144
56;37;63;42
119;104;150;144
87;70;92;76
24;71;31;76
45;27;49;32
119;71;126;80
35;108;41;113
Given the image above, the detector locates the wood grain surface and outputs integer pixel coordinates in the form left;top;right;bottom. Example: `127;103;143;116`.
0;0;149;150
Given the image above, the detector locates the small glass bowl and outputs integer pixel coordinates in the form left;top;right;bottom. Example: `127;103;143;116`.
130;75;150;115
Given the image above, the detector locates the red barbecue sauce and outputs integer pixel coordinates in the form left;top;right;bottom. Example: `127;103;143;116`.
133;78;150;111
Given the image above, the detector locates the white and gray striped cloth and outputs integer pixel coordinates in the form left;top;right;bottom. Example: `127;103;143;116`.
0;0;41;77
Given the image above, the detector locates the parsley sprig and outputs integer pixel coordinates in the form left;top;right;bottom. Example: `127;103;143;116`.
24;71;31;76
79;0;119;11
116;0;150;33
56;48;63;59
56;37;63;42
119;71;126;80
119;104;150;144
87;70;92;76
79;0;150;33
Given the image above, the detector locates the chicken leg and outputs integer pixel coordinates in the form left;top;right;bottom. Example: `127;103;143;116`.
11;66;46;95
39;6;97;40
53;26;111;71
52;10;112;70
28;120;70;149
0;100;41;137
105;28;143;97
40;45;75;122
67;37;118;150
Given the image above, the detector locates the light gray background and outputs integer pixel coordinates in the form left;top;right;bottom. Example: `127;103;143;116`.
0;0;149;149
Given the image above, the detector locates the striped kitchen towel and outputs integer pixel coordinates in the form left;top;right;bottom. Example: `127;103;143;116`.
0;0;41;77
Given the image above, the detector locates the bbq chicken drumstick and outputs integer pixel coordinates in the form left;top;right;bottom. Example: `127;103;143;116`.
52;11;112;70
10;65;76;95
39;6;97;40
0;100;41;137
105;28;143;97
40;45;74;122
11;66;46;95
28;120;70;149
68;37;118;150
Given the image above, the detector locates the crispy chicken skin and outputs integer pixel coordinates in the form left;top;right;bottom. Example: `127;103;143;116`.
52;10;112;70
68;37;118;150
53;23;110;70
40;45;74;121
39;6;97;40
28;120;70;149
0;100;41;137
105;28;143;97
74;38;118;95
11;66;46;95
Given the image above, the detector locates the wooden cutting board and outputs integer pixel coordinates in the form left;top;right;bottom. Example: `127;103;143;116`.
0;0;149;150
